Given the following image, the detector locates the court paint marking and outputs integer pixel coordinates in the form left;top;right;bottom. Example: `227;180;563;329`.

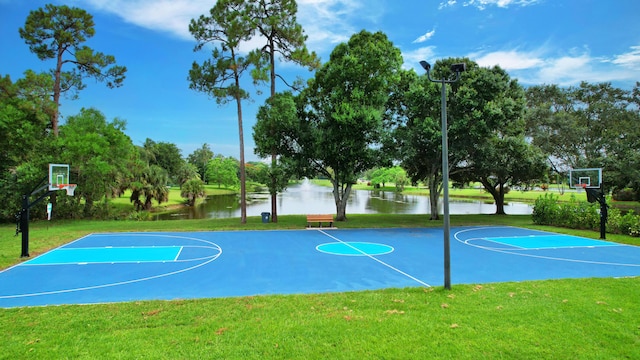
454;227;640;267
22;246;184;265
484;234;617;250
0;234;222;300
317;230;431;287
316;242;394;256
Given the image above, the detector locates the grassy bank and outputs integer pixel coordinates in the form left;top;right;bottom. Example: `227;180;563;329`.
1;215;638;358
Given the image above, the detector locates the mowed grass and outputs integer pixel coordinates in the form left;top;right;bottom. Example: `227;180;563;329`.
1;214;639;359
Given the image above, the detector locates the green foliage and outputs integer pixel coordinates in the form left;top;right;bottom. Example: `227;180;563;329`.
532;193;640;237
187;143;214;181
140;138;186;185
525;82;640;196
206;157;240;189
247;0;320;92
285;30;403;220
189;0;257;223
130;165;169;211
180;178;206;206
612;188;638;201
57;108;137;217
19;4;126;134
369;166;408;191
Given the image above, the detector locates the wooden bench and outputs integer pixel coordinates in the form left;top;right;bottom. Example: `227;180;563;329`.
306;214;334;228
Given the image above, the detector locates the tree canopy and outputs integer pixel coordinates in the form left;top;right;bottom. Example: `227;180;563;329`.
19;4;126;135
258;30;402;220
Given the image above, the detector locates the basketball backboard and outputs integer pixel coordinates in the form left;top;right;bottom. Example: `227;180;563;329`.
48;164;70;191
569;168;602;189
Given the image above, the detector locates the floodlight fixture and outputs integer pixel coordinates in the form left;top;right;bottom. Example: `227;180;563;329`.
450;63;466;73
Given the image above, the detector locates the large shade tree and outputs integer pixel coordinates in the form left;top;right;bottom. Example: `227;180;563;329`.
189;0;256;223
526;82;640;198
57;108;137;217
259;30;402;221
446;60;547;214
19;4;126;136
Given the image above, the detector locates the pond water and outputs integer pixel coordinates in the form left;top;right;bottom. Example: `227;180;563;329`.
154;180;533;220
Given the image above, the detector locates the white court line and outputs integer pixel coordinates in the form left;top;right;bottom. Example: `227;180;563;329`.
0;234;222;300
454;227;640;267
317;229;431;287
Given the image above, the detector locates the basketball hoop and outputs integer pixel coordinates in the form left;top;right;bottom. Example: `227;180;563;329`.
56;184;77;196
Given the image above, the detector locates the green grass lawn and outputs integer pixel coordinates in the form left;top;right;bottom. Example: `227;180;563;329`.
1;215;638;359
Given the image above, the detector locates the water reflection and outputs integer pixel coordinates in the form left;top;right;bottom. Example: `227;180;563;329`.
155;180;533;220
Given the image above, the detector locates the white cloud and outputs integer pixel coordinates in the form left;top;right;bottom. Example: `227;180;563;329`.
610;45;640;70
79;0;211;40
440;0;540;10
76;0;367;56
297;0;381;54
401;46;438;70
412;29;436;44
466;47;639;87
471;50;545;70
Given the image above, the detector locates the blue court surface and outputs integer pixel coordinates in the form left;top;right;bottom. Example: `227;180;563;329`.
1;226;639;308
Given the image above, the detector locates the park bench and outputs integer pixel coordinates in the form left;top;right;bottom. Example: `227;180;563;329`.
306;214;334;228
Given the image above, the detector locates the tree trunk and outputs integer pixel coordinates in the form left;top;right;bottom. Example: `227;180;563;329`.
427;174;440;220
332;181;352;221
236;95;247;224
481;178;507;215
269;39;278;223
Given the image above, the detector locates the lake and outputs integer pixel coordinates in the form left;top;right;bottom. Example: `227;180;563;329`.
154;180;533;220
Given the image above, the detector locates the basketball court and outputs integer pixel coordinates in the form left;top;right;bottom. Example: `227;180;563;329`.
1;226;639;308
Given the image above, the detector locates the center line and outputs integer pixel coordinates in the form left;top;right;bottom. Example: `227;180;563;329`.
317;229;431;288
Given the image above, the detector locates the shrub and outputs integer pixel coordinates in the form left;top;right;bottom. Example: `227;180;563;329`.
612;188;637;201
532;194;640;237
532;193;559;225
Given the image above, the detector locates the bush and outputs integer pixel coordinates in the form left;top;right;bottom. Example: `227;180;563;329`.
532;193;559;225
612;188;637;201
532;194;640;237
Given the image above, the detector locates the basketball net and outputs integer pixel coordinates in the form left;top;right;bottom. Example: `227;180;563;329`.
56;184;77;196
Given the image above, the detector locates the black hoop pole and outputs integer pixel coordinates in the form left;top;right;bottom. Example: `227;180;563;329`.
584;185;608;240
18;181;56;257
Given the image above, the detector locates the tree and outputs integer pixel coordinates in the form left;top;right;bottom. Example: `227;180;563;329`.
0;72;55;220
189;0;256;224
526;82;640;197
247;0;320;222
447;61;547;214
387;69;444;219
57;108;138;217
206;156;240;189
19;4;126;136
175;162;200;187
253;92;298;197
181;178;206;206
141;138;185;184
187;143;214;182
264;31;402;221
130;165;169;211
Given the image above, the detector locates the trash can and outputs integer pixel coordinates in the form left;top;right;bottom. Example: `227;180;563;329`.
261;212;271;223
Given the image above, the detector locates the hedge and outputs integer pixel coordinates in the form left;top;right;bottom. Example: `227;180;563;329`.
532;193;640;237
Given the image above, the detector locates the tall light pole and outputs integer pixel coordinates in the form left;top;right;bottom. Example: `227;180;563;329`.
420;60;466;290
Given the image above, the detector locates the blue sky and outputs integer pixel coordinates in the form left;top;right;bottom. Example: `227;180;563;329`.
2;0;639;162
